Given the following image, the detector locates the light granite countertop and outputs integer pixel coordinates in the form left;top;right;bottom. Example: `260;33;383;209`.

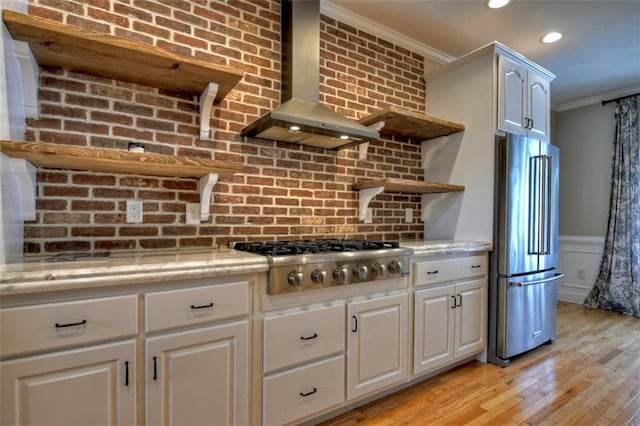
0;241;492;296
400;240;493;257
0;248;268;296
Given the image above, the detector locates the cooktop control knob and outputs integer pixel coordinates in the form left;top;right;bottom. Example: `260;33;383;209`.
353;264;369;280
371;262;386;278
311;269;327;284
333;266;348;284
388;260;403;275
287;271;304;288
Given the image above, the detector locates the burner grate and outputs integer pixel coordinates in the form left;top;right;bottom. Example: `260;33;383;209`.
234;239;399;256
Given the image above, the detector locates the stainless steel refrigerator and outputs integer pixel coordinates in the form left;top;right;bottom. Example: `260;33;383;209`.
488;133;564;367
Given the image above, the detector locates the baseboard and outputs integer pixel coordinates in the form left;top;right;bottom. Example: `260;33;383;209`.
558;235;605;304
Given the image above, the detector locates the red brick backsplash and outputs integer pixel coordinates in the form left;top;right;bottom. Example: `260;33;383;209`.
22;0;426;255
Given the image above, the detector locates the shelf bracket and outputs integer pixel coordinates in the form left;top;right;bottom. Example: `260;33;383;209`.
199;82;219;140
8;158;37;221
358;185;384;221
198;172;218;221
421;135;450;169
14;40;39;119
358;121;386;160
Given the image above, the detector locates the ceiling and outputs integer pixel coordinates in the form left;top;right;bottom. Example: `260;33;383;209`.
324;0;640;110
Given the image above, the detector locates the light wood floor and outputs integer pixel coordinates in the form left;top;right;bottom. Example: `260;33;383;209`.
321;302;640;425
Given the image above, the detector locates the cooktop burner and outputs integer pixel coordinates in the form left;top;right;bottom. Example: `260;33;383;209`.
233;239;400;257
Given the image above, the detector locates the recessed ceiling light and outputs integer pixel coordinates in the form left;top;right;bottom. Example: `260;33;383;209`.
541;32;563;44
289;125;300;131
339;135;350;140
486;0;510;9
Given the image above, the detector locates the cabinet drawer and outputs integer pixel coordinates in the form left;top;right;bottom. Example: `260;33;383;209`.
263;355;345;426
145;281;248;333
415;255;487;287
264;304;345;373
0;295;138;358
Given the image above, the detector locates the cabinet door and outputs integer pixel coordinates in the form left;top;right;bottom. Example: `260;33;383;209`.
454;279;487;358
145;320;248;426
413;285;455;375
347;294;408;400
1;340;136;426
527;72;551;142
498;55;527;135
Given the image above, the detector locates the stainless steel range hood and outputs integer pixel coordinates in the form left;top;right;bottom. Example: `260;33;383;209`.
240;0;379;150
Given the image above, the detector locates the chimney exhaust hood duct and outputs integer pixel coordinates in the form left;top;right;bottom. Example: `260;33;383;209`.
240;0;379;150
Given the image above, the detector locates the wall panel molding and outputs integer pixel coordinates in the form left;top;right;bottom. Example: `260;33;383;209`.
558;235;605;304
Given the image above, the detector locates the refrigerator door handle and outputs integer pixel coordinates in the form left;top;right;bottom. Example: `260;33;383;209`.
510;273;565;287
544;155;553;255
527;156;538;255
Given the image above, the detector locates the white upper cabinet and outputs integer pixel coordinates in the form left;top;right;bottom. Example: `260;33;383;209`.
498;55;551;142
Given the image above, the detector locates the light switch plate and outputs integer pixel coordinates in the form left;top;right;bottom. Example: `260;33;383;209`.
405;208;413;223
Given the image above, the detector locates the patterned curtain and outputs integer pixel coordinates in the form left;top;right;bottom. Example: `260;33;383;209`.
584;96;639;316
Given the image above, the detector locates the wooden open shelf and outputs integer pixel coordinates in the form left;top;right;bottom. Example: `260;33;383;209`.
0;141;242;178
2;9;243;101
353;178;464;194
360;107;464;141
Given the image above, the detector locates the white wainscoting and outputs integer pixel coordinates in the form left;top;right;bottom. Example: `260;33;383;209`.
558;236;605;304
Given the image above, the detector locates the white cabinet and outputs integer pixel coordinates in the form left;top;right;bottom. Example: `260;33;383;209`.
498;55;551;142
261;304;346;425
144;280;250;426
0;294;138;426
413;255;487;376
347;293;408;399
145;320;248;426
423;42;554;241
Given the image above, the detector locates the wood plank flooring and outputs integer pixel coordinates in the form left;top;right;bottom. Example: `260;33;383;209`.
321;302;640;425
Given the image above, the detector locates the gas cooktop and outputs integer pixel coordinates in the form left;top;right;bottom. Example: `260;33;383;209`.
234;239;411;295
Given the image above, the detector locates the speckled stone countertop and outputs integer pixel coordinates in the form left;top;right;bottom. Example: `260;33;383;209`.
0;248;268;296
0;241;491;296
400;240;493;257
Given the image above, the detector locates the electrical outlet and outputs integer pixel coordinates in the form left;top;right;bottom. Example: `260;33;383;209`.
186;202;201;224
126;200;143;223
404;208;413;223
577;268;586;280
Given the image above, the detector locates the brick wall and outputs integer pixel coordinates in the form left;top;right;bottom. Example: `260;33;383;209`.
22;0;426;255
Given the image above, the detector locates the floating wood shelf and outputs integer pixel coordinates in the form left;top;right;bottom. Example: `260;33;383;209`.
353;178;464;221
360;107;465;141
0;141;243;221
353;178;464;194
0;141;241;178
2;10;244;139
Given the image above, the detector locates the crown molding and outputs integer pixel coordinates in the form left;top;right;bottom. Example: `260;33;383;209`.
321;1;455;65
554;85;640;112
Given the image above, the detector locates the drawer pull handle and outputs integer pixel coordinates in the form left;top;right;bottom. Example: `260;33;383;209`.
190;302;214;310
153;356;157;381
300;333;318;341
125;361;129;386
451;295;457;309
352;315;358;333
300;387;317;397
457;294;463;307
427;270;439;275
471;265;482;269
55;319;87;328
